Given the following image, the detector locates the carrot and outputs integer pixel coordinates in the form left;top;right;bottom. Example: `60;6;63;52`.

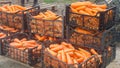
75;27;92;35
47;10;56;16
67;51;74;57
70;7;78;13
71;2;84;9
79;48;91;57
47;48;57;57
14;5;27;10
49;44;59;49
90;48;98;55
25;40;36;44
57;53;62;60
107;46;111;51
61;50;67;63
0;34;6;38
97;4;107;9
66;53;73;64
64;49;74;53
76;6;86;11
77;58;84;63
61;42;75;49
73;59;78;68
37;45;42;50
73;59;78;64
20;38;27;42
79;10;90;15
90;48;102;63
14;38;21;43
10;42;22;48
51;45;63;52
74;51;84;58
35;34;47;41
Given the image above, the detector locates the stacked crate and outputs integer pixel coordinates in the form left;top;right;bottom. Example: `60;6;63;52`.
65;1;117;68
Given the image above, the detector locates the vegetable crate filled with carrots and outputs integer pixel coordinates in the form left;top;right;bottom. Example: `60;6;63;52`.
27;9;65;41
1;33;43;66
0;1;40;32
65;1;116;32
0;30;13;55
66;26;117;51
65;19;118;67
42;40;107;68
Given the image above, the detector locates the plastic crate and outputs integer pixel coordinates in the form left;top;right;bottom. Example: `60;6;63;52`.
0;5;40;32
66;26;116;51
0;30;13;55
42;40;104;68
102;25;118;46
105;44;116;66
65;5;116;32
1;33;43;66
27;9;65;39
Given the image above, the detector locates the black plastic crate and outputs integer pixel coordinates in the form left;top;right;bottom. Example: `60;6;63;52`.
105;44;116;66
41;40;106;68
65;5;116;32
66;26;116;51
27;9;65;39
0;5;40;32
102;25;119;46
0;30;13;55
1;33;43;66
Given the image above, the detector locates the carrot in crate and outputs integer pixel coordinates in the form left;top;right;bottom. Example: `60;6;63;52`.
45;42;101;66
0;25;18;32
33;10;61;20
0;5;27;13
34;34;56;42
0;32;6;38
70;1;107;16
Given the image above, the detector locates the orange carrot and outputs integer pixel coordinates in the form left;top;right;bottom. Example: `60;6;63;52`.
90;48;98;55
61;42;75;49
66;53;73;64
10;42;22;48
77;58;84;63
14;38;21;43
47;48;57;57
79;48;91;57
73;59;78;64
61;50;67;63
74;51;84;58
64;49;74;53
51;45;63;52
57;53;62;60
49;44;59;49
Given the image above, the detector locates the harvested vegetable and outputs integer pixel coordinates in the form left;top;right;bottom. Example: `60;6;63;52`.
45;42;101;65
70;1;107;16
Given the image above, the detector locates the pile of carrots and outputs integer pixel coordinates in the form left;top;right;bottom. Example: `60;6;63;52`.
0;5;27;13
0;25;18;32
0;32;6;38
9;38;42;51
70;1;107;16
34;34;56;42
45;42;101;65
33;10;62;20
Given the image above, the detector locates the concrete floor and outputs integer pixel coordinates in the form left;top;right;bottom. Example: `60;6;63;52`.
0;43;120;68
